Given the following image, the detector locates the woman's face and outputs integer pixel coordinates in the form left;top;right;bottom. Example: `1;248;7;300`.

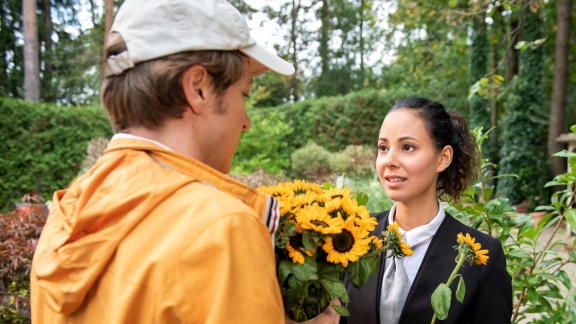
375;109;451;205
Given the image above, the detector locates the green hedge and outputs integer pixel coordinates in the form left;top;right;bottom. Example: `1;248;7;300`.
280;88;414;152
0;98;112;211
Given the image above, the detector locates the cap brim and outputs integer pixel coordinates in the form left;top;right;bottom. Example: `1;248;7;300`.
240;42;295;77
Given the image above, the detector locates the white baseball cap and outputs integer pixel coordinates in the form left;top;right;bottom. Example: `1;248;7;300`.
105;0;295;77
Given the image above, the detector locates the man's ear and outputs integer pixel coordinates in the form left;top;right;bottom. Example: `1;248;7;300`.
181;65;211;115
437;145;453;172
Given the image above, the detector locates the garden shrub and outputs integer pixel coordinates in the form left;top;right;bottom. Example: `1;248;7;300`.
329;145;376;179
290;141;332;179
0;203;48;323
281;88;407;152
232;110;292;174
0;98;112;211
448;127;576;323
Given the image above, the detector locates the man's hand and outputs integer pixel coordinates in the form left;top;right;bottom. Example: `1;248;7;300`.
284;300;341;324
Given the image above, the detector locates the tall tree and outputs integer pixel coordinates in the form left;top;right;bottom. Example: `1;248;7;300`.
102;0;116;77
497;2;549;208
23;0;40;101
381;0;470;114
548;0;572;176
0;0;23;98
468;7;491;152
40;0;53;100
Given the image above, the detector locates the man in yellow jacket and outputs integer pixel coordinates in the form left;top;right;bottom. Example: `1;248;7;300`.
30;0;338;323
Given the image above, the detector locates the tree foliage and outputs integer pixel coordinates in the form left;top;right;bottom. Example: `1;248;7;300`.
497;3;550;207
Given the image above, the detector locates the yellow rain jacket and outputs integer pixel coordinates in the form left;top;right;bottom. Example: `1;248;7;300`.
30;137;284;323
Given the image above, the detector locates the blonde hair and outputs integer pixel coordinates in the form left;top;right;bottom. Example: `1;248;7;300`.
101;33;246;132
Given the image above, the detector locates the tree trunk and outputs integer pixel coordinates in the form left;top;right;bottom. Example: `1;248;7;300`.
289;0;300;101
102;0;115;77
41;0;53;100
506;18;520;82
316;0;330;97
23;0;40;101
548;0;572;176
359;0;365;86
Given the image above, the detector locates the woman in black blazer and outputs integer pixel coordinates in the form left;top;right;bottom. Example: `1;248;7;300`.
342;98;512;324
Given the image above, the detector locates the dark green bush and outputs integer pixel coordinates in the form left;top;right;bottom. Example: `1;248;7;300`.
290;141;332;179
280;88;412;152
232;110;292;174
0;98;112;211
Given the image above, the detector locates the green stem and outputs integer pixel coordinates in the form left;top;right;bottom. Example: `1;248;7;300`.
361;243;391;259
431;252;467;324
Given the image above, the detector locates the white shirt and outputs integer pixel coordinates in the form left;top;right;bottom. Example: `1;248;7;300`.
384;202;445;285
112;133;174;151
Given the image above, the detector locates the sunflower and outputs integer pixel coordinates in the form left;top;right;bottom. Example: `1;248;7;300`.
259;183;294;199
285;234;312;264
456;232;489;265
353;205;378;233
285;179;323;196
297;205;344;235
368;235;383;251
324;187;354;201
384;222;414;257
324;195;356;221
322;218;371;267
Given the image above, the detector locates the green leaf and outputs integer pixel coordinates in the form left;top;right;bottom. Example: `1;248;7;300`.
346;257;379;288
514;41;528;50
456;276;466;303
278;258;318;283
355;192;369;206
431;283;451;320
493;74;504;83
332;304;350;316
565;209;576;232
531;37;547;47
293;257;319;281
322;182;334;190
278;260;293;283
283;221;297;236
302;232;315;251
448;0;458;8
319;278;348;302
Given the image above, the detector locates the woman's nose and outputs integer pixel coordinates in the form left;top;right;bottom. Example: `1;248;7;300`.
383;149;398;168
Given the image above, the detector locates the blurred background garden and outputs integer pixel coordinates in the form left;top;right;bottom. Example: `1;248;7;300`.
1;0;575;323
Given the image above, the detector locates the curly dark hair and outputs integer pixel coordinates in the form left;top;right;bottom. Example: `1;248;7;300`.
390;97;479;201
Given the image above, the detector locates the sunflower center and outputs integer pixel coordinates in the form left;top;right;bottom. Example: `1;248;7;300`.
289;234;304;249
332;229;355;253
330;207;350;220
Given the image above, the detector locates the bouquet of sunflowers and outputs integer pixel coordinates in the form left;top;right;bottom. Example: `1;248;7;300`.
259;178;412;321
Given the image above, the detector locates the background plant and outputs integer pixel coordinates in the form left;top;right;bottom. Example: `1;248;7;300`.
0;98;112;212
0;204;48;323
447;126;576;323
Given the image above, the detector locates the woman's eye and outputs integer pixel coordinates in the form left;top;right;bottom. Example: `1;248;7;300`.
402;144;414;152
378;145;388;152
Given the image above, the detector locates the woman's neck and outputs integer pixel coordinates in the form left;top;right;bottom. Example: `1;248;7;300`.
393;199;439;231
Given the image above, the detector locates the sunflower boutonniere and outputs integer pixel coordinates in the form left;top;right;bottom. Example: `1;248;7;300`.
259;176;412;321
430;232;489;323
